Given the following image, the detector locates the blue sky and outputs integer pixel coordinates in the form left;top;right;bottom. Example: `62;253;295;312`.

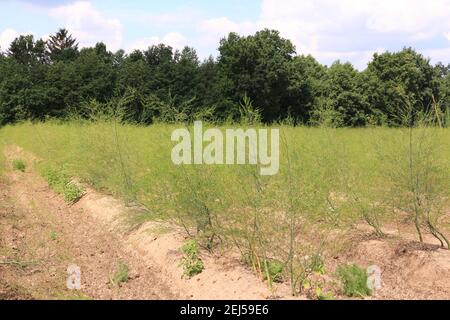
1;0;450;69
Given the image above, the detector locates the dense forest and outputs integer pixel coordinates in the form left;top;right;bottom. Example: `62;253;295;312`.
0;28;449;127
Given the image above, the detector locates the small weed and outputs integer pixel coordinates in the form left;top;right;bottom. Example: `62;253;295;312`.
41;167;84;204
110;262;129;286
179;240;204;278
263;260;284;283
309;254;325;275
316;286;335;300
300;254;332;300
63;182;84;203
28;200;36;209
50;231;58;241
336;264;371;297
12;159;26;172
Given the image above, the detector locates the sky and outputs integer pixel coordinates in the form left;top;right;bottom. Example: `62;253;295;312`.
1;0;450;69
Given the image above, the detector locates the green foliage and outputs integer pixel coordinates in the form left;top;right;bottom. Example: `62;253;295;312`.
46;28;79;63
41;167;64;192
180;240;204;278
336;264;371;297
63;181;85;204
41;167;84;204
264;260;284;283
446;106;450;127
287;55;327;123
8;34;48;65
378;102;450;248
1;25;450;297
49;231;58;241
309;254;326;275
110;262;130;286
1;121;449;295
363;48;439;126
320;62;370;126
310;103;345;128
238;95;261;125
217;29;295;122
316;287;335;300
12;159;26;172
298;254;331;299
0;28;449;127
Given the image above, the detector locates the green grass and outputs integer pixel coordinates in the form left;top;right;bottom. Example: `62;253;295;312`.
0;121;449;294
12;159;26;172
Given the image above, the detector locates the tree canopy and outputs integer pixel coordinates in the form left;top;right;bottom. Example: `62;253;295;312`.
0;28;449;126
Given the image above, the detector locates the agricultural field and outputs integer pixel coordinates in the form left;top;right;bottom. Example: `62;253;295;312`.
2;0;450;307
1;121;449;299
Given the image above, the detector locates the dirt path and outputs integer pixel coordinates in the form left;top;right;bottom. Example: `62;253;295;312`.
0;169;178;300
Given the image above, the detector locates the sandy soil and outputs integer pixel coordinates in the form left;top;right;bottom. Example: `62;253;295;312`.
0;146;280;300
0;170;178;299
336;232;450;299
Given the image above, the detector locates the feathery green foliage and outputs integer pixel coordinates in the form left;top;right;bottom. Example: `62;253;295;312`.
336;264;371;297
1;121;449;294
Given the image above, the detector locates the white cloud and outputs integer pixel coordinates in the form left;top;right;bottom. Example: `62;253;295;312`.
130;7;202;27
127;32;188;52
423;47;450;65
7;0;449;67
163;32;188;49
259;0;450;36
193;0;450;68
312;48;386;70
445;32;450;42
360;0;450;34
198;17;255;37
0;28;20;51
48;1;123;51
197;17;256;47
258;0;450;59
0;28;37;52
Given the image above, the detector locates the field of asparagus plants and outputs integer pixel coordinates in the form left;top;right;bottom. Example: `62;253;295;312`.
1;121;449;296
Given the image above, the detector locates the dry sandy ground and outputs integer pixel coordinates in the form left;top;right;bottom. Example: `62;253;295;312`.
0;171;179;299
1;145;450;300
337;232;450;299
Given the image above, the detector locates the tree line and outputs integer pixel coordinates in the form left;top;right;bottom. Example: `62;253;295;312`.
1;28;449;126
